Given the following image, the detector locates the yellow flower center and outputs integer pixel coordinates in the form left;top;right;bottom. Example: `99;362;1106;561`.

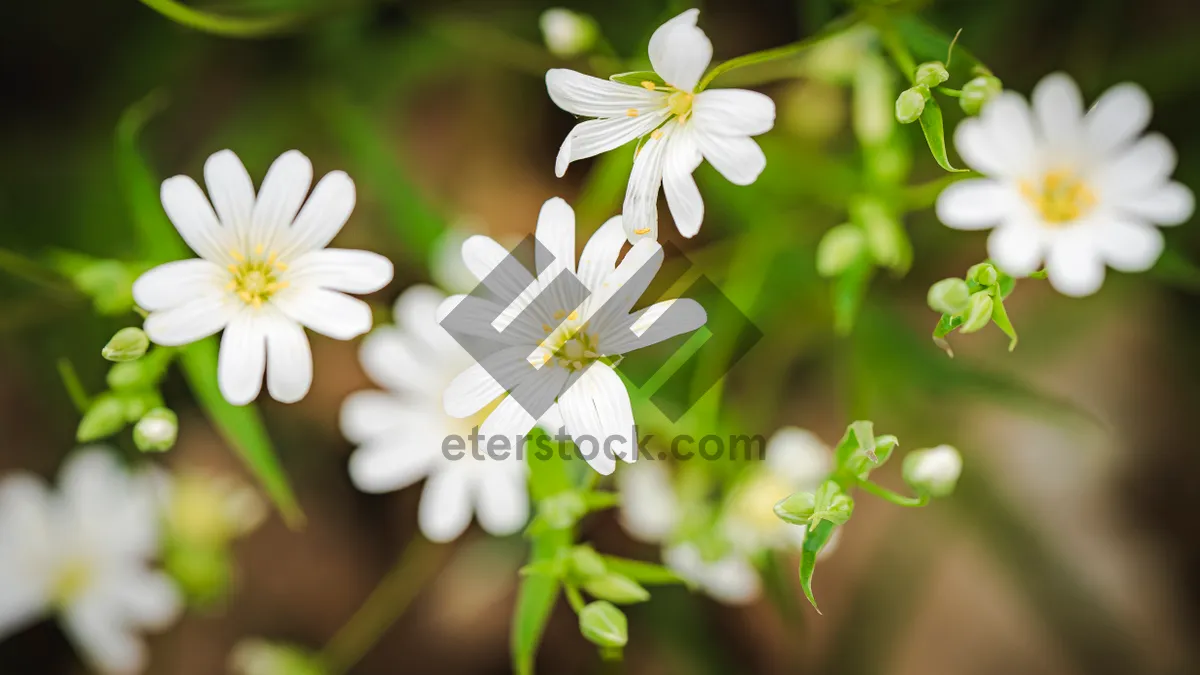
538;312;601;372
667;91;694;120
226;246;289;308
52;558;93;606
1019;170;1096;224
729;471;794;534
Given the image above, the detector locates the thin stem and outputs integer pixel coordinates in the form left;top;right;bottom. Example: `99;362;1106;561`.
137;0;302;38
855;479;929;508
321;536;449;675
56;359;90;413
563;583;587;613
696;11;861;90
902;171;977;210
0;247;77;299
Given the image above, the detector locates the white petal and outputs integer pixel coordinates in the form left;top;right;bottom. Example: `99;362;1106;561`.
142;295;233;347
444;345;536;417
203;149;255;247
1031;73;1083;151
0;579;44;641
555;112;671;177
1095;219;1164;272
479;367;569;440
264;314;313;404
132;259;226;311
286;248;393;294
1085;83;1152;157
694;132;767;186
935;179;1017;230
349;433;439;494
621;126;673;242
474;472;529;536
63;600;147;675
419;468;474;542
160;175;233;263
581;363;636;464
250;150;312;251
358;326;443;396
702;556;761;605
280;170;356;258
545;68;667;118
218;311;267;405
577;216;627;293
393;284;453;355
460;235;536;303
1046;236;1106;297
535;197;577;276
603;298;706;355
273;287;372;340
586;240;664;335
112;570;182;629
692;89;776;137
953;118;1011;177
340;391;425;443
1117;182;1195;226
663;128;705;237
1094;133;1176;200
436;294;542;346
617;461;678;543
765;428;830;489
988;222;1046;277
970;92;1037;176
648;8;711;92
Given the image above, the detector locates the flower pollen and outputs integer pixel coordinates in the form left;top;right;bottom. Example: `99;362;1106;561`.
667;91;694;120
227;247;289;308
1020;170;1096;224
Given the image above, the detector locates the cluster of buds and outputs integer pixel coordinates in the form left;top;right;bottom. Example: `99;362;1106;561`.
928;261;1020;355
895;58;1003;124
78;328;177;452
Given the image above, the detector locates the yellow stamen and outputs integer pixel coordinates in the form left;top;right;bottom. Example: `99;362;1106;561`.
542;352;552;365
255;244;264;256
633;227;651;235
1019;170;1096;224
542;323;552;333
227;264;239;274
626;108;639;117
226;280;237;291
650;129;663;140
554;310;566;320
641;81;656;91
274;261;288;272
667;91;694;119
568;310;579;321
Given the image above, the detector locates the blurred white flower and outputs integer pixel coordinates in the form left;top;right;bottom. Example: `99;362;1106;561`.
722;427;831;553
547;9;776;242
133;149;393;405
616;460;679;543
937;73;1194;296
539;8;597;58
664;543;760;605
0;449;181;674
439;198;706;475
341;286;534;543
903;444;963;498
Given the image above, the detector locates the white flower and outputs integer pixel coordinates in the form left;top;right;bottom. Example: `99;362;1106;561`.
902;444;962;498
664;543;760;605
936;73;1194;297
547;9;776;242
133;149;394;405
539;8;596;58
616;460;680;543
0;449;181;674
341;285;536;542
439;197;707;475
722;427;831;553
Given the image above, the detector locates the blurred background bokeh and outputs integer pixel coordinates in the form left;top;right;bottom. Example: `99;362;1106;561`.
2;0;1200;673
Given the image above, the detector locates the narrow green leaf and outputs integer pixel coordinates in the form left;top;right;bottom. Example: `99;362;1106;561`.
799;520;836;613
599;556;686;586
989;296;1019;351
115;91;184;261
177;339;304;528
609;71;666;88
137;0;304;38
513;529;570;675
527;429;573;501
849;420;875;459
917;96;967;173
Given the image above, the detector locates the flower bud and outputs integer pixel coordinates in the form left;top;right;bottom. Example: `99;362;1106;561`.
102;327;149;362
958;292;994;333
816;224;866;277
824;494;855;525
903;445;963;498
579;601;628;648
229;639;326;675
853;197;910;273
570;545;607;580
134;408;177;452
928;278;971;315
166;542;232;606
967;262;998;286
540;491;587;529
119;390;163;423
895;85;928;124
915;61;950;88
583;573;650;605
77;394;128;442
960;75;1002;115
539;8;597;58
70;259;136;316
774;491;815;525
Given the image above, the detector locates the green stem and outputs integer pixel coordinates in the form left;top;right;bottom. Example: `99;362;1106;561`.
855;479;929;507
56;358;91;413
696;11;861;90
902;171;977;210
321;536;449;675
0;247;77;299
563;583;587;613
872;13;917;82
137;0;302;38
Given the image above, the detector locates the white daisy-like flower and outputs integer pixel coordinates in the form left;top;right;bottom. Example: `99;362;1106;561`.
721;427;831;553
133;149;394;405
616;460;680;543
341;285;540;543
936;73;1195;297
547;9;776;242
0;449;181;674
664;543;761;605
439;197;707;475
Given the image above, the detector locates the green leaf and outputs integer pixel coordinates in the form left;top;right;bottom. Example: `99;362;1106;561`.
989;296;1019;351
582;573;650;605
799;519;836;613
137;0;304;38
831;254;873;335
177;339;305;529
609;71;667;89
599;556;687;586
513;529;570;675
527;429;573;501
917;96;967;173
115;91;185;261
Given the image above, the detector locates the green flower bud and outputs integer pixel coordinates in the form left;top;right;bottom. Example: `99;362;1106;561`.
816;224;866;277
77;394;128;442
915;61;950;88
958;292;994;333
824;494;855;525
540;491;586;530
166;543;233;606
119;390;164;423
579;601;628;648
134;408;178;452
102;327;149;362
903;445;963;498
583;573;650;605
71;259;136;316
570;545;607;580
774;491;816;525
960;75;1002;115
853;197;910;273
928;278;971;315
894;85;929;124
967;262;998;286
229;639;327;675
539;8;598;58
